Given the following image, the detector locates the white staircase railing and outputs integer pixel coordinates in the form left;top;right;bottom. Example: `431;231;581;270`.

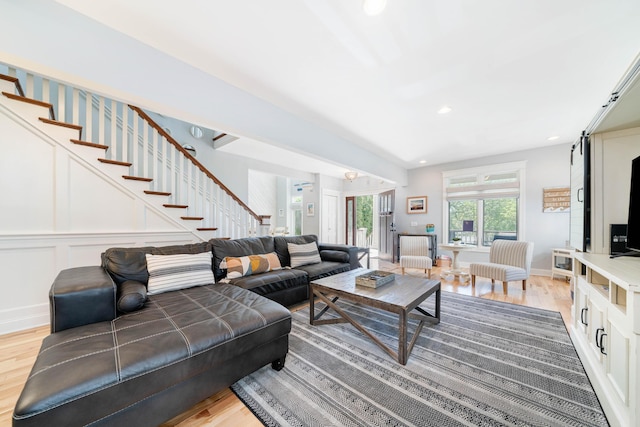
1;63;267;239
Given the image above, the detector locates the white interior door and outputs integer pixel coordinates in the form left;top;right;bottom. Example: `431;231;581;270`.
321;190;339;243
378;190;395;261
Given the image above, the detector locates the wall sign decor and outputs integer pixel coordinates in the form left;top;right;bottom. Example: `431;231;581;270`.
407;196;427;214
543;187;570;212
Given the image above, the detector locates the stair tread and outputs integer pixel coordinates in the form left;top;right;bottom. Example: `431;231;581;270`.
197;228;218;231
39;117;82;137
70;139;108;150
123;175;153;182
0;74;19;84
2;91;55;119
39;117;82;130
163;204;188;209
181;216;204;220
144;190;171;196
0;74;25;96
98;158;132;167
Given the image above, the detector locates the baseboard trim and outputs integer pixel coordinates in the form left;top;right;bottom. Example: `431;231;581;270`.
0;303;49;335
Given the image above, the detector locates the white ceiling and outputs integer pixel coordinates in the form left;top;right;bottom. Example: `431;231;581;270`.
55;0;640;178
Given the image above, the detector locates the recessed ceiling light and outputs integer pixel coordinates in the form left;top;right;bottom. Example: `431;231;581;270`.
547;135;560;141
419;160;427;164
437;106;452;114
363;0;387;16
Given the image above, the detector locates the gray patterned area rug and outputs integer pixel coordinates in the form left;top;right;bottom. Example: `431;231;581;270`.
231;292;608;426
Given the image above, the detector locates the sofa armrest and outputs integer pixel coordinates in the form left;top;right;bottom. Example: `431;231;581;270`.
49;266;117;333
318;243;359;270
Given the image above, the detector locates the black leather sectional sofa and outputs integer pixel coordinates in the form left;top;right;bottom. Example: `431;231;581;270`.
211;234;359;306
13;235;358;427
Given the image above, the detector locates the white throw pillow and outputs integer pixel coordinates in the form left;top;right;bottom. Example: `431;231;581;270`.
288;242;321;268
145;252;214;295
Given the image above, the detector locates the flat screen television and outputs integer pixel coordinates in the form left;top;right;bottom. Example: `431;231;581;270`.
627;155;640;252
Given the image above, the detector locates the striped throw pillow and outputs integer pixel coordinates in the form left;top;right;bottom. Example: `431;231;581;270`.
288;242;321;268
220;252;282;279
145;252;214;295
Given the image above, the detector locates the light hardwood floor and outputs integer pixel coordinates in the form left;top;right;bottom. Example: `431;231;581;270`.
0;261;573;427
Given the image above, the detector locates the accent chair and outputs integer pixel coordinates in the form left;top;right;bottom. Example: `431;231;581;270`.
399;236;432;278
469;240;534;293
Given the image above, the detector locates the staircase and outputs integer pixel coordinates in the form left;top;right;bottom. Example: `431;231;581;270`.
0;66;269;241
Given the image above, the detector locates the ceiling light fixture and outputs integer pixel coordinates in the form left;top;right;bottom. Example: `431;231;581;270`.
345;171;358;181
363;0;387;16
547;135;560;141
189;125;204;139
437;106;452;114
419;160;427;164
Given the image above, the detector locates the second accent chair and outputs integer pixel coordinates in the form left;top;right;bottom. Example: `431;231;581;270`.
399;236;433;278
470;240;534;293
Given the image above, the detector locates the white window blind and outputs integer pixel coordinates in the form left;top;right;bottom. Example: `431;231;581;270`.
445;165;523;201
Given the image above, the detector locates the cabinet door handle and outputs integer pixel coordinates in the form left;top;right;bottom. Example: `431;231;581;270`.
595;327;603;346
577;188;584;202
599;333;607;355
580;307;588;325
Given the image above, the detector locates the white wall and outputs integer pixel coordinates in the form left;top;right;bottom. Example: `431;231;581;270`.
302;177;320;237
248;170;278;227
394;143;573;272
145;111;318;203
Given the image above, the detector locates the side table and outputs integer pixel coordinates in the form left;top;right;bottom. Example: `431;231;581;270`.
438;243;476;282
551;248;574;280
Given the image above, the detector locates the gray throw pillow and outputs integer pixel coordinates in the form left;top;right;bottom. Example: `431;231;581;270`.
288;242;321;267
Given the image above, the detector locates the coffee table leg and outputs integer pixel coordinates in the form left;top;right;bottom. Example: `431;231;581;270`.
436;288;441;321
399;310;408;365
309;286;316;324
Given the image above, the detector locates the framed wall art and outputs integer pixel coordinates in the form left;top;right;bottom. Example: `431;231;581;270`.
306;202;315;216
407;196;427;214
543;187;570;212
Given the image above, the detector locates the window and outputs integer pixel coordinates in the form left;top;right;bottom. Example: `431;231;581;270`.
443;162;525;248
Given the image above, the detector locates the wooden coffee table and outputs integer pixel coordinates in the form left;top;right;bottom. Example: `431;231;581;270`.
309;269;440;365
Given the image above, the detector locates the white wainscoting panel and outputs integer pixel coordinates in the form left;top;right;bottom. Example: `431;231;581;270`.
68;158;139;231
1;113;56;231
0;244;56;333
0;231;199;334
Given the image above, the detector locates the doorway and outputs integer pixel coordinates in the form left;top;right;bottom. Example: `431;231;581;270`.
346;195;375;248
377;190;395;261
321;190;339;244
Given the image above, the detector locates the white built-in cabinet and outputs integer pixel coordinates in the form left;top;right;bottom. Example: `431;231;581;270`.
589;128;640;255
571;253;640;427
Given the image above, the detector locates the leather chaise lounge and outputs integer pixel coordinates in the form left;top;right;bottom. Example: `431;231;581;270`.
13;235;357;426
